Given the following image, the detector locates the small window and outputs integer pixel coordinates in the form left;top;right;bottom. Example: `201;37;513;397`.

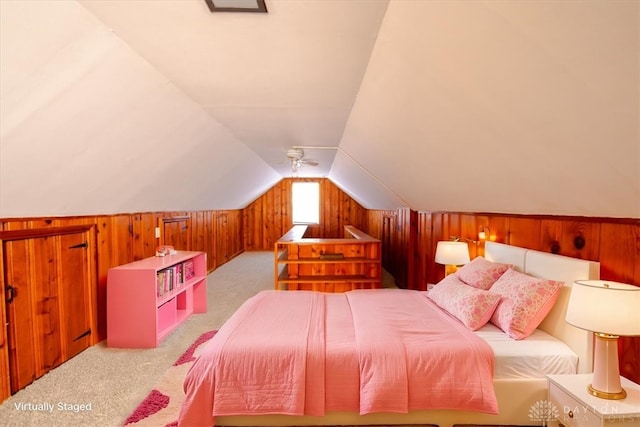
292;182;320;224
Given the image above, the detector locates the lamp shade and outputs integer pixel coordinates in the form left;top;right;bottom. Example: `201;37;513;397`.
435;241;470;266
566;280;640;336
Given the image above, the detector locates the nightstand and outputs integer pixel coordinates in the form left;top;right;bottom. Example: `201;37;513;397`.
547;374;640;427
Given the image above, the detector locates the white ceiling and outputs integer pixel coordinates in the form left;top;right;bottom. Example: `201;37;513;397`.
1;0;638;218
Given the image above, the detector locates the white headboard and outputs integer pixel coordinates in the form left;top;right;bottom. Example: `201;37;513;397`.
485;242;600;374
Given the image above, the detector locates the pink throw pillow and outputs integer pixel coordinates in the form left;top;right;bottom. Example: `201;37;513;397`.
455;256;511;290
427;274;502;331
489;268;564;340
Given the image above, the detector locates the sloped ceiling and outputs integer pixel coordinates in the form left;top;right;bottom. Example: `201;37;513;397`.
340;1;640;217
1;0;638;219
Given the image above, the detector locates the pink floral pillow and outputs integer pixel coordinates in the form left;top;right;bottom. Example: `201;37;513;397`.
427;274;502;331
489;268;564;340
455;256;511;290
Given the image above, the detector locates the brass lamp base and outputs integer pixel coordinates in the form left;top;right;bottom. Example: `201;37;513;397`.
588;384;627;400
444;264;458;276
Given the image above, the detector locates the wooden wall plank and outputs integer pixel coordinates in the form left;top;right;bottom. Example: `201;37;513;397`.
191;211;205;256
32;235;62;374
4;238;36;393
96;215;131;340
1;201;639;391
485;216;509;243
365;210;383;240
243;178;367;250
206;210;216;271
558;220;600;260
264;187;275;246
599;223;637;283
281;181;291;232
460;214;481;259
132;214;158;260
540;219;564;254
507;217;540;248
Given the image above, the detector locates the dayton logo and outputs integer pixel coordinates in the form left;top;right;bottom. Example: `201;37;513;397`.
529;400;559;424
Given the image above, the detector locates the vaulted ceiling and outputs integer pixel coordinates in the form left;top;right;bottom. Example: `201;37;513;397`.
1;0;638;218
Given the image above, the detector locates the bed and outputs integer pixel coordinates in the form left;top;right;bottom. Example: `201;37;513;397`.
179;242;600;427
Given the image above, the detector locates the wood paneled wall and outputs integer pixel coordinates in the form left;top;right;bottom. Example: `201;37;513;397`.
243;178;368;250
411;213;640;289
372;209;640;384
1;189;638;389
365;208;416;287
0;210;243;343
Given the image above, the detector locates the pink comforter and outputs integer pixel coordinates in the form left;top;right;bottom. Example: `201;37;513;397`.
179;289;498;426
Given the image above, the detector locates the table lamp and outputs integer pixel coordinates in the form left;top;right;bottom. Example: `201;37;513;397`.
435;241;470;276
566;280;640;399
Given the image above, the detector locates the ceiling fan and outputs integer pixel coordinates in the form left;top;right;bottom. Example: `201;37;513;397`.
286;148;318;173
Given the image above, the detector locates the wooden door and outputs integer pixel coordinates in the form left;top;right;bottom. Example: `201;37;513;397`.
3;231;92;394
4;236;62;393
216;214;230;266
160;217;190;250
60;233;92;359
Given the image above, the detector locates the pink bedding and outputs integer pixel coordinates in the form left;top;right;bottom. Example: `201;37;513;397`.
179;289;498;426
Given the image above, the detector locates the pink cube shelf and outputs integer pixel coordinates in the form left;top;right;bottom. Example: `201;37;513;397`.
107;251;207;348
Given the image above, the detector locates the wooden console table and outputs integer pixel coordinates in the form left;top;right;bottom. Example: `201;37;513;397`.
274;225;382;292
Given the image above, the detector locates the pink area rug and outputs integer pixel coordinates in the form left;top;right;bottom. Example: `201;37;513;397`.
123;330;217;426
124;330;440;427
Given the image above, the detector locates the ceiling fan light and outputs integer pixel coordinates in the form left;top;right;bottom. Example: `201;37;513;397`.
290;157;301;172
287;148;304;160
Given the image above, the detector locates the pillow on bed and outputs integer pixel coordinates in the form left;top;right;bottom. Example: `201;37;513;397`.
489;268;564;340
427;274;502;331
455;256;511;290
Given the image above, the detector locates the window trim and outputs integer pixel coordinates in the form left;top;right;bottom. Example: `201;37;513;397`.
291;181;321;225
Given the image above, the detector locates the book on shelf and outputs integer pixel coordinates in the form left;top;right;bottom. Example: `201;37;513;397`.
157;270;166;297
175;263;183;286
183;260;195;281
157;267;174;297
157;258;198;297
